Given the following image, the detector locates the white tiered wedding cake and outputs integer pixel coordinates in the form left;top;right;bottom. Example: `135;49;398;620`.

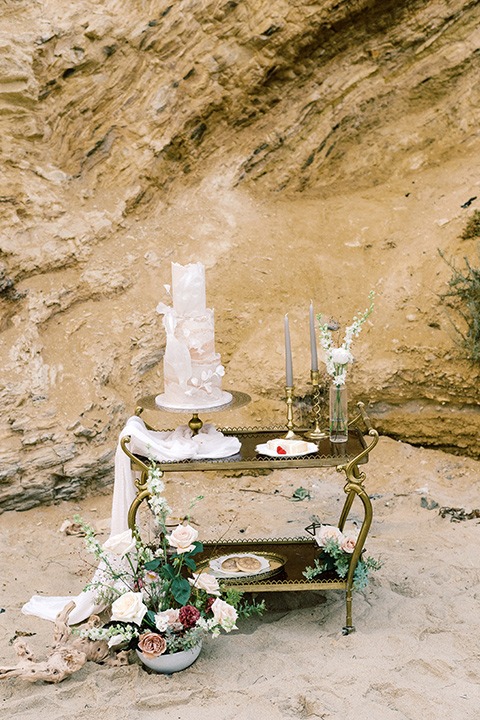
155;262;232;409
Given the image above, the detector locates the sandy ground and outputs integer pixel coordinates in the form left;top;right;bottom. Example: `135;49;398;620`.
1;436;480;720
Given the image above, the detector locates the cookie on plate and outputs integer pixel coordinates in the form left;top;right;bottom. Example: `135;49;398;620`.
221;557;239;572
236;555;262;573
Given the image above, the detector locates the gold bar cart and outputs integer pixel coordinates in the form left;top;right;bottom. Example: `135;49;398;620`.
121;399;378;634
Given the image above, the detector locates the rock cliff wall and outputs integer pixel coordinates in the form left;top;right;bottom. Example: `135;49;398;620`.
1;0;480;511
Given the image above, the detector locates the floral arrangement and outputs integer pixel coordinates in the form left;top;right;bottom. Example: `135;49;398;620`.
302;524;381;591
77;469;264;659
316;290;375;386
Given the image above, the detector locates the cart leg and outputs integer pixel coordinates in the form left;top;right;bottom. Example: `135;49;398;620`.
342;589;355;635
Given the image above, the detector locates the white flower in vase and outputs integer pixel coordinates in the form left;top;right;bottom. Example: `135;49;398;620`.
317;292;374;441
317;290;375;385
330;347;352;365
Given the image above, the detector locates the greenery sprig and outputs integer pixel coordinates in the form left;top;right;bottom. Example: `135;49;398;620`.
302;527;382;591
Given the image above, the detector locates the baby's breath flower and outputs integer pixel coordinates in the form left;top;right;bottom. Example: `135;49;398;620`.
77;623;138;644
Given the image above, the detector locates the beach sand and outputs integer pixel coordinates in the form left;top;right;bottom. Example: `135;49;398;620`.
1;436;479;719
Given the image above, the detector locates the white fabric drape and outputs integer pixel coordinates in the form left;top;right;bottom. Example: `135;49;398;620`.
22;417;240;624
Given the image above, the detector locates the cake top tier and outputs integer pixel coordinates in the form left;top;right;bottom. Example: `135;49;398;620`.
171;262;206;316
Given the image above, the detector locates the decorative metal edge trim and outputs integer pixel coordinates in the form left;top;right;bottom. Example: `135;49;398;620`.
130;452;368;467
140;425;305;434
222;578;347;590
200;536;314;545
220;425;293;433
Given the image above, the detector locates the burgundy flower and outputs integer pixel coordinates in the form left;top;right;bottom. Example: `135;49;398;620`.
205;596;215;614
179;604;201;629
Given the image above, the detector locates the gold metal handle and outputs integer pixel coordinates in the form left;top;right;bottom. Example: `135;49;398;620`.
120;435;150;472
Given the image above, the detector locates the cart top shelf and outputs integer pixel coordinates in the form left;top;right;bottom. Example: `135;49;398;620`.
126;426;369;472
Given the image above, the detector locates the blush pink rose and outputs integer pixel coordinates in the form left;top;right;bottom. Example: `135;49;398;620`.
168;524;199;553
314;525;343;547
155;608;182;632
211;598;238;631
340;535;357;554
189;572;221;596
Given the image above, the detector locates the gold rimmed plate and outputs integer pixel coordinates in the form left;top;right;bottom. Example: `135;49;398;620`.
195;551;287;583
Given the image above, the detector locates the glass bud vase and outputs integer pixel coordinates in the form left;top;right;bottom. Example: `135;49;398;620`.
329;383;348;443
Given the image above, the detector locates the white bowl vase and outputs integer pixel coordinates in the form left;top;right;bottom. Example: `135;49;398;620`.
136;643;202;674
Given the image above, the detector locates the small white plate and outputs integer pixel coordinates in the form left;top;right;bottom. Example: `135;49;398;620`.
255;441;318;457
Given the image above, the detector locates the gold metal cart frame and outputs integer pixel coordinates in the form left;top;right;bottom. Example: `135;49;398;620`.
122;401;378;634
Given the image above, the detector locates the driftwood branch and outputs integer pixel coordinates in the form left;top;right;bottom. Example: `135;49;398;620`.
0;601;128;683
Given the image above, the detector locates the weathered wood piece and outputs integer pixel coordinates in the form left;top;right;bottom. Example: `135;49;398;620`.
0;601;129;683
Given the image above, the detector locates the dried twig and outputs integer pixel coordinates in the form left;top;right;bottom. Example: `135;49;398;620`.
439;506;480;522
239;488;291;499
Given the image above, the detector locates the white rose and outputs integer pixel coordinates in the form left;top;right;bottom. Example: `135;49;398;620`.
111;592;147;625
315;525;344;547
168;524;199;554
103;529;136;556
189;572;221;596
330;347;351;365
211;598;238;632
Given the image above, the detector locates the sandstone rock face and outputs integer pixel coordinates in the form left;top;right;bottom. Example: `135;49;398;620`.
1;0;480;511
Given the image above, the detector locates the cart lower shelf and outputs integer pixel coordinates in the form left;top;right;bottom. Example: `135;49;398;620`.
195;538;347;593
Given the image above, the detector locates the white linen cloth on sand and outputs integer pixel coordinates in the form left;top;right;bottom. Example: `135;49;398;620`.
22;416;241;625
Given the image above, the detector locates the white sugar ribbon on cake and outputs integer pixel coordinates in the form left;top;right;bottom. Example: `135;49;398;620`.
22;417;241;624
155;300;172;315
162;308;192;390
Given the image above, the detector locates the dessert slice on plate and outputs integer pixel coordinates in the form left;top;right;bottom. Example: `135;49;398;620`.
255;438;318;457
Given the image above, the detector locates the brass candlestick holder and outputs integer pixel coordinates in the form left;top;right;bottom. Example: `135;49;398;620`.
283;386;304;440
304;370;327;440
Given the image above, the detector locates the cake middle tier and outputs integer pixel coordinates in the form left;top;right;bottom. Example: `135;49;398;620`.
175;312;216;362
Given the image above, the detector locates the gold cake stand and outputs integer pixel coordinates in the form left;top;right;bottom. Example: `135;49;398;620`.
135;390;251;434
